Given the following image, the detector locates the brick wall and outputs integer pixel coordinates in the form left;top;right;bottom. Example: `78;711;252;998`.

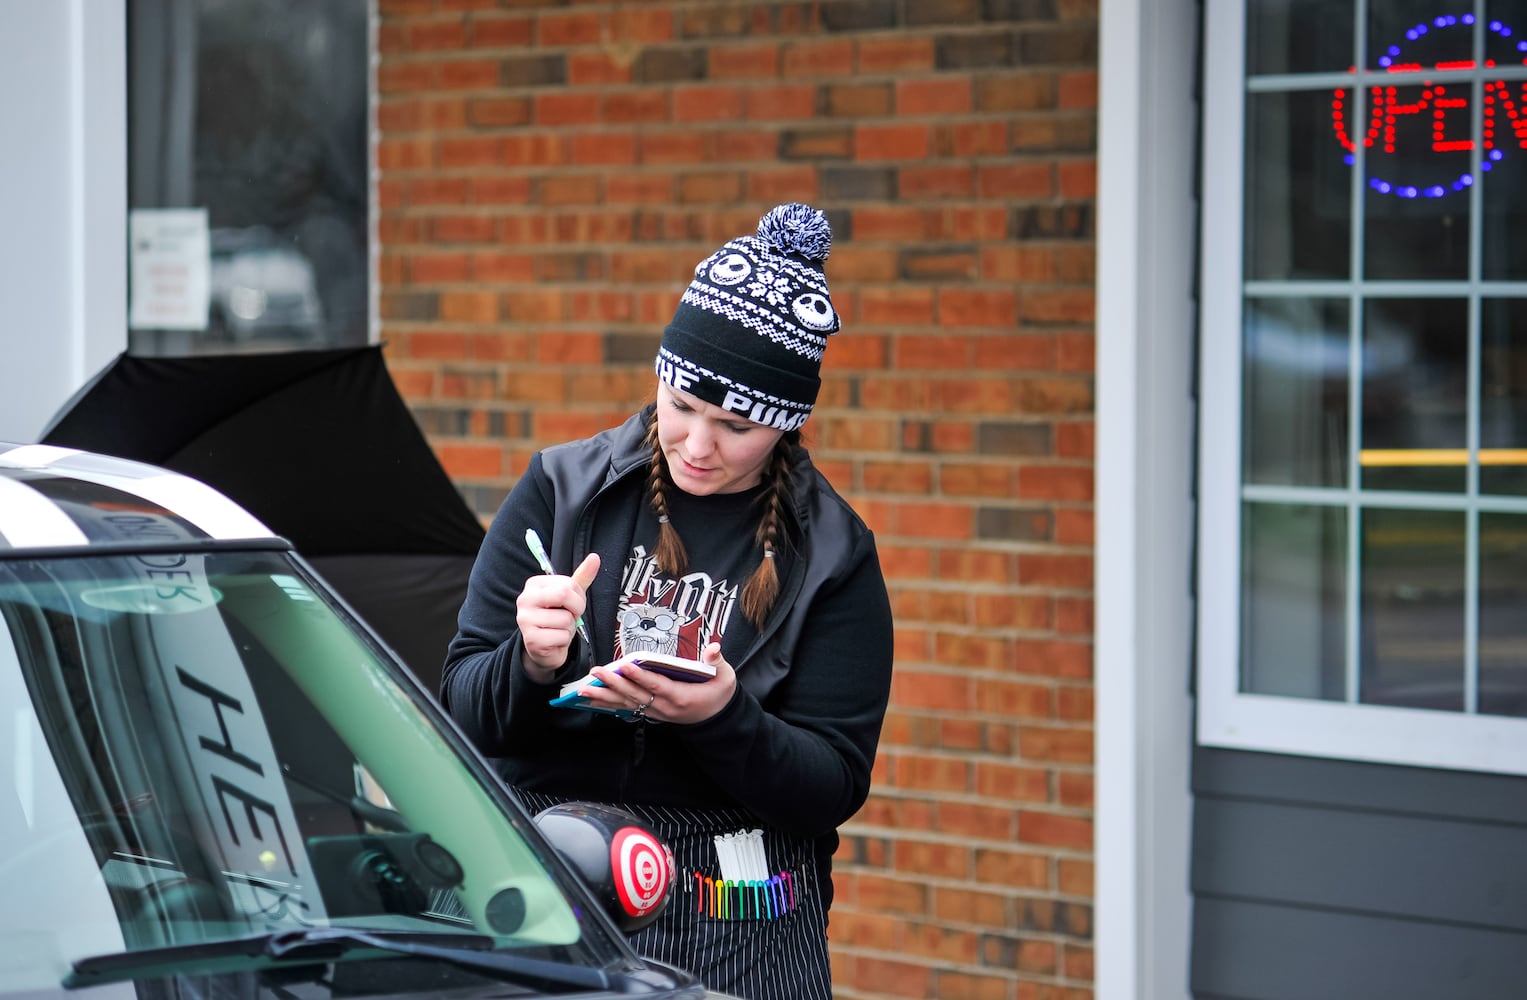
376;1;1097;996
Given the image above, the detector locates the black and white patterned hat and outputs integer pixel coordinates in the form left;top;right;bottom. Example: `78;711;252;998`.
655;203;840;432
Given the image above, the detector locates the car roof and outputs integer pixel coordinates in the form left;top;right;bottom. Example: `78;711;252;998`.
0;442;284;553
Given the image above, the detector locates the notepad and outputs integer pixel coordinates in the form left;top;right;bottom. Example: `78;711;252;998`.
549;653;717;714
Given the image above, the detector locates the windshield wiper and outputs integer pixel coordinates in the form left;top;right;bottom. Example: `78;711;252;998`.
67;926;644;994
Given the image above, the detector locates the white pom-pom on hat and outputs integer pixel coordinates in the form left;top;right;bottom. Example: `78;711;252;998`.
756;203;832;263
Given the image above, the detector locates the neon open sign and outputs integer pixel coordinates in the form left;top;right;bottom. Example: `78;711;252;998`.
1331;14;1527;198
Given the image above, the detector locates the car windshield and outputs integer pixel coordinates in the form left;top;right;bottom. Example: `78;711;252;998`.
0;547;624;992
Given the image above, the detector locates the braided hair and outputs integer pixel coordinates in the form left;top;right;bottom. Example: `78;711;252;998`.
643;412;800;629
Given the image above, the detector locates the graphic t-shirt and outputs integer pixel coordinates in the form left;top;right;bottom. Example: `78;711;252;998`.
613;483;765;664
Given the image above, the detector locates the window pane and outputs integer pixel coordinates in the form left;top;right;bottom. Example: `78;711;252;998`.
1479;513;1527;717
1360;79;1472;280
1241;502;1347;700
1480;6;1527;278
127;0;369;356
1245;90;1352;281
1360;507;1466;711
1481;299;1527;496
1246;0;1354;76
1366;5;1474;70
1243;297;1350;487
1360;298;1468;493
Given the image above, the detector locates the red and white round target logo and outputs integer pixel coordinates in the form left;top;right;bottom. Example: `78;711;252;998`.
610;826;672;917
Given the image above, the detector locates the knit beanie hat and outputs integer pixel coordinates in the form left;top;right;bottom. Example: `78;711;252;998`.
655;203;840;432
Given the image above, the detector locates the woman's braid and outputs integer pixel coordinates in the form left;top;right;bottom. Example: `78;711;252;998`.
740;434;797;628
645;417;689;575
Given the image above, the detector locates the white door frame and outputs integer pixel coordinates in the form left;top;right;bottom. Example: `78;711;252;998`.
1095;0;1198;995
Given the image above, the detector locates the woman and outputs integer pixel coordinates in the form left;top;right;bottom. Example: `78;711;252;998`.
441;203;894;1000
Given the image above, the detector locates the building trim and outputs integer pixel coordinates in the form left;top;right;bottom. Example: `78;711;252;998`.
1095;0;1198;995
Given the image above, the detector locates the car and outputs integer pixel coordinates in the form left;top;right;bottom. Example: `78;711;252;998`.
0;442;732;999
208;226;325;344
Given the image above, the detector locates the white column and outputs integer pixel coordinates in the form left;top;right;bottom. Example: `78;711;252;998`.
1095;0;1198;995
0;0;126;442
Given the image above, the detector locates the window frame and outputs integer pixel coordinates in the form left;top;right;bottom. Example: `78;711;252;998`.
1196;0;1527;776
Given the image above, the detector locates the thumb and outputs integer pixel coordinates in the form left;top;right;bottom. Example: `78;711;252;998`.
571;552;601;591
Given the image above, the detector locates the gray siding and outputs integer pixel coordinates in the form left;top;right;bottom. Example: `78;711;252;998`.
1190;747;1527;1000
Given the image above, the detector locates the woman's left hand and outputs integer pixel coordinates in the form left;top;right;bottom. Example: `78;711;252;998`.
591;642;736;724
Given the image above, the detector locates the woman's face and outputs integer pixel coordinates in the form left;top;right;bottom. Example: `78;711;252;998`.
655;383;785;496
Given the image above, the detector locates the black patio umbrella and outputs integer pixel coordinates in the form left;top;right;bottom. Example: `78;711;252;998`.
40;345;485;695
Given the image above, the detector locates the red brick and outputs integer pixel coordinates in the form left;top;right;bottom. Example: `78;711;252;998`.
607;173;673;204
535;92;601;126
897;78;972;116
472;176;533;204
674;85;746;122
568;52;633;85
975;678;1054;718
1056;331;1096;372
893;334;973;369
1059;69;1099;109
713;129;778;161
900;165;975;199
536;11;602;47
979;163;1055;199
745;84;816;120
438;58;500;90
471;15;533;48
611;8;672;42
1058;158;1097;197
858;36;935;74
894;665;974;714
1017;809;1093;850
974;763;1052;805
603;91;671;124
436;443;502;479
1054;508;1093;545
708;42;779;78
409;253;471;283
405;177;471;206
1059;771;1094;809
939;289;1019;327
940;463;1017;498
1058;858;1093;897
931;885;1012;926
1017;464;1094;501
1021;288;1095;324
438;136;500;168
439;291;499;323
570;131;637;165
896;754;972;794
407;21;467;51
855;123;931;160
781;38;855;77
1013;640;1093;682
535;331;603;364
407;330;469;360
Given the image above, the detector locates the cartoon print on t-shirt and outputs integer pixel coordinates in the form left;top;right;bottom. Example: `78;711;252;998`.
617;545;739;660
619;603;683;656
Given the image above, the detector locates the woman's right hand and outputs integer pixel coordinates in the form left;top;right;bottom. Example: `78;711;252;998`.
517;552;600;678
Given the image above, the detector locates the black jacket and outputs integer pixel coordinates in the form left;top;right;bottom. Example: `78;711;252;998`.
441;408;894;870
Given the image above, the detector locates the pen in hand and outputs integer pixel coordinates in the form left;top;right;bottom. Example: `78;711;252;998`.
525;528;594;649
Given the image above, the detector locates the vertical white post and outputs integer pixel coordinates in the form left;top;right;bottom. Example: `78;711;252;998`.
1095;0;1198;996
0;1;126;442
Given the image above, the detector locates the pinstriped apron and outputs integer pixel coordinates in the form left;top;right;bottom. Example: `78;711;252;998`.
516;790;832;1000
